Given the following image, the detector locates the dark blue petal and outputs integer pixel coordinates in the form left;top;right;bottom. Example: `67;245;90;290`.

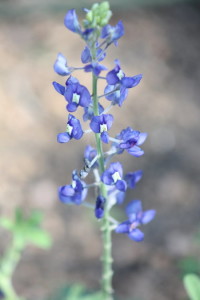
57;132;70;143
116;180;127;192
128;228;144;242
79;86;91;107
64;9;81;33
81;46;91;63
52;81;65;95
106;70;119;85
141;210;156;224
115;221;130;233
66;103;77;112
90;116;101;133
58;185;74;204
95;195;105;219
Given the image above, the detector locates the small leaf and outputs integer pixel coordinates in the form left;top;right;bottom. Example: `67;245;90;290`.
183;274;200;300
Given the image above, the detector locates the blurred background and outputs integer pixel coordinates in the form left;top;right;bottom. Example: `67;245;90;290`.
0;0;200;299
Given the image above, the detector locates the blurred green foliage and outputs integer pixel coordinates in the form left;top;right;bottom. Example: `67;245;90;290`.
183;274;200;300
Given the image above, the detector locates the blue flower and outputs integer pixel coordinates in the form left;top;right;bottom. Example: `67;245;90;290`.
64;9;82;34
124;170;143;189
57;114;83;143
54;53;73;76
90;114;113;143
64;81;91;112
106;60;142;88
101;20;124;46
114;127;147;157
83;103;104;121
95;195;105;219
84;145;98;168
115;200;156;242
101;162;127;192
104;84;128;106
59;171;87;205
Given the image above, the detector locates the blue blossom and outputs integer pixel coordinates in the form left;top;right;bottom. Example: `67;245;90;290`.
53;76;79;96
115;200;156;242
124;170;143;189
57;114;83;143
83;103;104;121
114;127;147;157
64;9;82;34
95;195;105;219
104;84;128;106
101;162;127;192
54;53;72;76
90;114;113;143
84;145;98;168
64;81;91;112
106;59;142;88
59;171;87;205
101;20;124;46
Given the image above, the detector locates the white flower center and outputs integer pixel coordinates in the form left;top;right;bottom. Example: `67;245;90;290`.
72;93;80;104
100;123;108;133
71;180;76;189
66;124;73;135
116;69;124;80
112;171;121;183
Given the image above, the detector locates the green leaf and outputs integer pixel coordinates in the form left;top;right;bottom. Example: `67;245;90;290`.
183;274;200;300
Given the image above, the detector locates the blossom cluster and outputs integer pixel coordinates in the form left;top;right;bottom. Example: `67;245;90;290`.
53;2;155;242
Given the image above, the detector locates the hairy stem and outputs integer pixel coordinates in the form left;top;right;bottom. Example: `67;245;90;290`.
92;72;114;300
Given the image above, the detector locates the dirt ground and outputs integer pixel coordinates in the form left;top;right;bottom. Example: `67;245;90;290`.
0;2;200;300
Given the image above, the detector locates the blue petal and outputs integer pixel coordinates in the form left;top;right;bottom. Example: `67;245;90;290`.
127;146;144;157
141;210;156;224
95;195;105;219
101;131;109;144
124;170;143;189
126;200;142;218
57;132;70;143
66;103;77;112
103;114;114;130
116;191;125;204
81;46;91;63
64;9;81;33
106;69;119;85
116;180;127;192
101;170;113;185
79;86;91;107
90;116;101;133
137;132;148;146
52;81;65;95
121;74;142;88
128;228;144;242
54;53;70;76
115;221;129;233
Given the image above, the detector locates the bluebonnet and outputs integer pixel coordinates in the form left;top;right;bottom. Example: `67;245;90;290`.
95;195;105;219
101;20;124;46
113;127;147;157
84;62;107;76
59;171;87;205
57;114;83;143
81;46;106;64
64;80;91;112
90;114;113;143
53;76;79;96
106;60;142;88
115;200;156;241
101;162;127;192
104;84;128;106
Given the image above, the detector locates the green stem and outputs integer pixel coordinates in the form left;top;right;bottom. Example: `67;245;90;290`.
0;237;25;300
92;73;114;300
